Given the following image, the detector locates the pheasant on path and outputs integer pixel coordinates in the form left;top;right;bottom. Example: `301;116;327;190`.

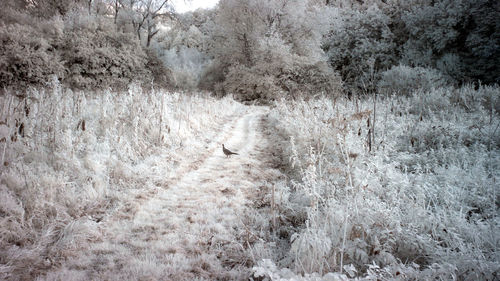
222;144;238;157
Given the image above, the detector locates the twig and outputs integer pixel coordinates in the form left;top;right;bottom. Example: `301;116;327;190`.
340;211;348;274
1;95;14;175
271;183;276;236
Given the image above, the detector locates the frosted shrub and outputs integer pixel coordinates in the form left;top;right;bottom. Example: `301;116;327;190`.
61;29;149;89
0;23;64;88
222;64;281;101
324;5;397;93
221;35;341;101
0;6;169;90
377;65;450;96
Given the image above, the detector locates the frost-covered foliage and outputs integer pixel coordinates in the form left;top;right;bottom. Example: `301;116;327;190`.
0;19;65;88
402;0;500;84
61;14;148;89
323;0;500;92
156;24;212;89
221;34;341;101
0;82;245;280
377;65;451;96
63;11;171;89
205;0;339;100
0;1;170;90
324;4;396;93
257;84;500;280
10;0;85;18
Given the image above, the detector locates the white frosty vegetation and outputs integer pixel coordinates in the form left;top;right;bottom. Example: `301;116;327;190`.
255;84;499;280
1;82;499;280
0;82;245;280
1;0;499;280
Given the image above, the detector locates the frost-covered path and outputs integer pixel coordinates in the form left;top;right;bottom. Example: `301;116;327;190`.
46;107;284;280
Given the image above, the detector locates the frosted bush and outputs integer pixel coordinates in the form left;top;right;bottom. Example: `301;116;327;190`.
0;23;64;88
60;28;151;89
377;65;450;96
220;34;341;101
324;5;397;93
0;5;169;90
222;64;281;101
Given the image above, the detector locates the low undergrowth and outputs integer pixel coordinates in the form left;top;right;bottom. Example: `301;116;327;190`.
255;84;500;280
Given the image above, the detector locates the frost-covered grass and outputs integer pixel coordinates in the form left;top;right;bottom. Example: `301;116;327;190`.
0;83;245;280
1;81;498;280
256;85;500;280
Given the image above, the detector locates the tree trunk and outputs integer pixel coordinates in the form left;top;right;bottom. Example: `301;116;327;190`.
114;0;119;24
147;24;152;47
243;33;252;66
88;0;93;14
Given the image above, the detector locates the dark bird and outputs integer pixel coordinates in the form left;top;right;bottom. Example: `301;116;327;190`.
222;144;238;157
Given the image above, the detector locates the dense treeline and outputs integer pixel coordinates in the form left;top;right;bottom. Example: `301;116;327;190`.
156;0;500;100
1;0;499;97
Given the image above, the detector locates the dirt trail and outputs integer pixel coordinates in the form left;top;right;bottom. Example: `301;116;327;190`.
46;107;284;280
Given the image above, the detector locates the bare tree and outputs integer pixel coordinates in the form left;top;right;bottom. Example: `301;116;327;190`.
120;0;173;46
113;0;121;23
87;0;93;14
